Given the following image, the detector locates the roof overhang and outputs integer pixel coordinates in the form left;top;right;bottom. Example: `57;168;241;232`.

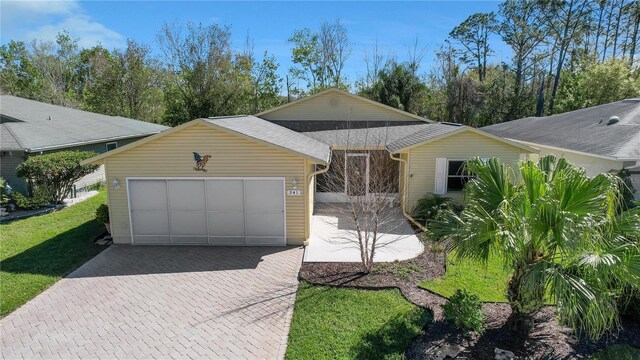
26;133;163;153
509;139;637;162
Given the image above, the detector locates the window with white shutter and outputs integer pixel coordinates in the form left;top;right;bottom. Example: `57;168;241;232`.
434;158;447;194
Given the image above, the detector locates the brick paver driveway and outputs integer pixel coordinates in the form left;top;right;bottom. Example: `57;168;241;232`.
1;245;303;359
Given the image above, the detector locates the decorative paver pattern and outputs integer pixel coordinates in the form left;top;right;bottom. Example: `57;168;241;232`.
1;245;303;359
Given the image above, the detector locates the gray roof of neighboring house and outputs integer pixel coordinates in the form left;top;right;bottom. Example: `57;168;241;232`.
205;115;331;163
482;99;640;160
0;95;169;152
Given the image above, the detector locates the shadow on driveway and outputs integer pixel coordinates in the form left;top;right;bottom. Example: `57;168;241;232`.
65;245;302;278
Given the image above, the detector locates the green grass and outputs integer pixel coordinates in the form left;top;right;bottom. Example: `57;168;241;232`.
0;191;108;317
590;345;640;360
419;250;511;302
286;282;431;360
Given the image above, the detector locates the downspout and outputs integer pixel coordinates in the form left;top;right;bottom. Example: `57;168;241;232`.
305;149;332;244
389;151;427;232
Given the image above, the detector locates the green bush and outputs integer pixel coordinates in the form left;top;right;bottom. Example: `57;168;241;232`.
16;151;98;204
441;289;485;333
95;204;109;224
412;193;461;226
12;191;49;210
0;177;10;205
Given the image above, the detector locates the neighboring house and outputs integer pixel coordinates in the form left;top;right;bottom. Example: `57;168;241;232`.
483;98;640;197
0;95;169;194
85;88;536;246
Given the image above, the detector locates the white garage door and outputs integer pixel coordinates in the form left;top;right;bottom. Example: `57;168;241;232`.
128;178;286;246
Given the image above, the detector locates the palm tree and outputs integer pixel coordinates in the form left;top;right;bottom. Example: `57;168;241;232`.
432;156;640;339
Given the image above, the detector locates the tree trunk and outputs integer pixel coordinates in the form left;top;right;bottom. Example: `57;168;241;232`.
506;264;535;337
630;10;640;67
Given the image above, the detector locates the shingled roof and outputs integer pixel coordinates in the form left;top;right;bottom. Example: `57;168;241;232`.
205;116;331;163
482;99;640;160
0;95;168;152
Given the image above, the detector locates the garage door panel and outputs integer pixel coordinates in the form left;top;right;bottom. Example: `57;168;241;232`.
171;236;208;244
208;236;246;246
208;212;244;237
129;178;285;246
206;180;244;211
247;237;285;246
129;180;167;210
170;211;207;236
134;235;171;244
168;180;205;211
245;212;285;237
244;180;284;212
132;210;169;235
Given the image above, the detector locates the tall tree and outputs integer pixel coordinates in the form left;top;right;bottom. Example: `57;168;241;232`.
251;51;283;113
29;31;82;107
320;19;352;87
498;0;547;119
449;12;497;82
540;0;591;113
157;22;245;125
0;40;42;98
360;61;428;115
288;19;351;94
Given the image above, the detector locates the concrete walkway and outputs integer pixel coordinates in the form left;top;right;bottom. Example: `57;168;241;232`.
1;245;303;359
304;204;424;262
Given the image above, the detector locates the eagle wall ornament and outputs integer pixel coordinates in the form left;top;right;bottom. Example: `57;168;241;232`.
193;152;212;172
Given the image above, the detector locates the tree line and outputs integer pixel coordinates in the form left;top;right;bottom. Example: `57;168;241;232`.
1;0;639;127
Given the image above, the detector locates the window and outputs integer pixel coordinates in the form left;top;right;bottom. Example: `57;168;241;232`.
106;142;118;151
446;160;475;192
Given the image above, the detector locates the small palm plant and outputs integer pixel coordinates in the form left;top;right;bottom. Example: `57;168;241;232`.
431;156;640;339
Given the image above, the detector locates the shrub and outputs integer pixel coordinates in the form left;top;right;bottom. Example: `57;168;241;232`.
412;193;461;227
442;289;485;332
617;169;636;209
0;177;10;205
12;191;49;210
16;151;98;204
95;204;109;224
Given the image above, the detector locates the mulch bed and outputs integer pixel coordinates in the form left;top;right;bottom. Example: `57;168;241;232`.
298;247;640;359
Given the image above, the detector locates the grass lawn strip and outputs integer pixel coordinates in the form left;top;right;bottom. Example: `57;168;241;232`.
0;191;108;317
419;250;510;303
286;282;431;360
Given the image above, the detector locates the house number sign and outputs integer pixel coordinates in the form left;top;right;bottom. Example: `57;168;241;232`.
287;189;302;196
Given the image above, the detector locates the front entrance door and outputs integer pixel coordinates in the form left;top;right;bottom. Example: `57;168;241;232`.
346;153;368;196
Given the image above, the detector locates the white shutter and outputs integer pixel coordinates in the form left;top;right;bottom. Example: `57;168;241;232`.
434;158;447;194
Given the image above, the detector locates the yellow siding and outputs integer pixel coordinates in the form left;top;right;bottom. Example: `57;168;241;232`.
261;91;420;122
104;123;309;245
528;144;623;177
405;131;528;209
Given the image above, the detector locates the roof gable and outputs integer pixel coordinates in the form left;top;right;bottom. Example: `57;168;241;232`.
387;125;537;153
257;88;431;123
84;117;331;165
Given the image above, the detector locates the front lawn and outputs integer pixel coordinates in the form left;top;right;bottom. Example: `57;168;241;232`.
0;191;108;317
286;282;431;360
419;250;510;302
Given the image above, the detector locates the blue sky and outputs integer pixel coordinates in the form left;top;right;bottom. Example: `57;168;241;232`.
1;1;509;85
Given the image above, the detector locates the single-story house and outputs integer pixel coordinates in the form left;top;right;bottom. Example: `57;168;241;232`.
483;99;640;197
0;95;169;194
85;88;536;246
